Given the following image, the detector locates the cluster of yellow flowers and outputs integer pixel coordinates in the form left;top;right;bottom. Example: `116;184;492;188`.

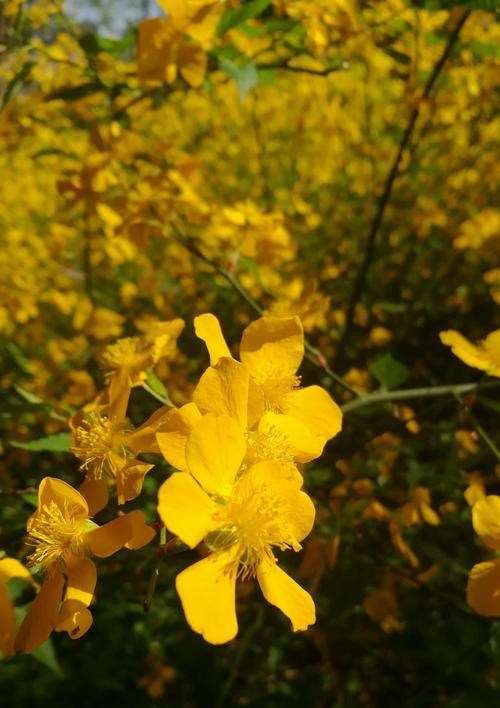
4;314;342;651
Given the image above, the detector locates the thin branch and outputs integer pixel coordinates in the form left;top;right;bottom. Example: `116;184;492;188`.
335;10;471;366
453;391;500;461
257;61;346;77
341;380;500;413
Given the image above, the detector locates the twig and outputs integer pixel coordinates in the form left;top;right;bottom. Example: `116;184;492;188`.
257;61;345;77
335;10;471;366
453;391;500;461
341;381;500;413
0;487;37;496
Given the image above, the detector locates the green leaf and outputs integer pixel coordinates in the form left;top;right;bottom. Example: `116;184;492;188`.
0;61;34;112
217;0;271;36
12;432;71;452
219;58;258;100
32;640;64;677
145;369;174;407
370;353;409;390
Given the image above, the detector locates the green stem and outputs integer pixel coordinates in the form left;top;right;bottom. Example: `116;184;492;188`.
453;391;500;461
341;381;500;413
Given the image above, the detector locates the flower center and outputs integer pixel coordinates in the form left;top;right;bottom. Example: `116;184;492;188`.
72;412;131;480
260;371;301;411
27;501;94;570
100;337;148;374
206;480;300;579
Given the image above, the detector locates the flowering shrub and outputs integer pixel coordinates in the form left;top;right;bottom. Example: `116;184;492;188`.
1;1;500;705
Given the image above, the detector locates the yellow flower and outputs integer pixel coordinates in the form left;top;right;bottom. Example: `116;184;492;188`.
400;486;440;527
157;414;316;644
100;318;184;407
195;314;342;456
15;478;155;653
0;557;35;658
71;385;174;505
439;329;500;377
467;496;500;616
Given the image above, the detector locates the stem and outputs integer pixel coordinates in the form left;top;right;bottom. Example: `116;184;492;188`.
335;10;470;366
453;392;500;461
341;381;500;413
143;525;167;613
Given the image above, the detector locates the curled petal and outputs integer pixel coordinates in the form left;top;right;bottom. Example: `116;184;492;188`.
79;478;109;516
37;477;89;522
257;559;315;632
125;510;156;550
15;571;65;653
0;558;32;584
86;514;134;558
55;600;93;640
65;557;97;608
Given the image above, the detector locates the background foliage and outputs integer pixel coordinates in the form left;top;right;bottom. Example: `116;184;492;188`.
1;0;499;705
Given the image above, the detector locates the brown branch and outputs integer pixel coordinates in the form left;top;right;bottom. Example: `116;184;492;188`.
335;10;471;366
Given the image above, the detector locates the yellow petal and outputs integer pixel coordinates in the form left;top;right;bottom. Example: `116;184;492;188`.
193;358;251;429
158;472;217;548
129;405;174;454
242;461;315;542
79;478;109;516
65;557;97;607
194;313;231;366
14;571;65;653
257;559;315;631
472;496;500;549
258;411;324;464
467;560;500;616
185;414;246;497
55;600;93;640
37;477;89;521
282;386;342;444
86;514;134;557
240;316;304;379
0;583;17;657
156;402;202;470
0;558;32;583
439;330;495;374
176;554;238;644
125;510;157;550
115;460;154;504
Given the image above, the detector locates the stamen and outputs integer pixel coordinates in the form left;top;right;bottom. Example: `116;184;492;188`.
27;500;91;570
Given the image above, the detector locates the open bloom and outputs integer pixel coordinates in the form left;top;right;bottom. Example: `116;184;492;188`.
440;329;500;377
467;496;500;616
14;477;155;653
194;314;342;458
71;384;173;505
0;557;35;657
157;413;316;644
100;318;184;408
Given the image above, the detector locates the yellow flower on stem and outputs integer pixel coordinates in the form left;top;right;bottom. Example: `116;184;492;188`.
194;314;342;457
439;329;500;377
100;318;184;409
71;383;175;505
14;477;155;653
157;413;316;644
0;557;35;658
